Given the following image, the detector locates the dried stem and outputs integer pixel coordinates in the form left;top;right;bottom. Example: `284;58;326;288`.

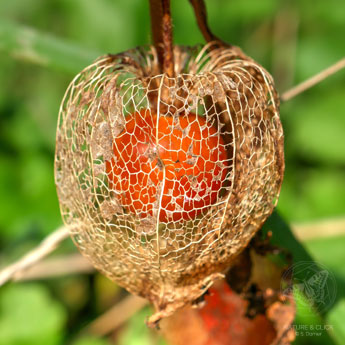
188;0;228;46
149;0;174;77
292;217;345;241
0;226;69;286
86;295;148;336
12;254;94;281
281;57;345;102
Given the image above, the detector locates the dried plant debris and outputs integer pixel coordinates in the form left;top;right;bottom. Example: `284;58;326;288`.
161;233;295;345
55;42;284;325
161;281;295;345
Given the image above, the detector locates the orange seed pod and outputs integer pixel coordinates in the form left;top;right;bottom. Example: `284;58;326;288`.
55;43;284;325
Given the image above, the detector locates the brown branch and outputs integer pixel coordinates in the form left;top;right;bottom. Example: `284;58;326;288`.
149;0;174;77
188;0;228;47
0;226;69;286
149;0;164;66
86;294;148;336
281;57;345;102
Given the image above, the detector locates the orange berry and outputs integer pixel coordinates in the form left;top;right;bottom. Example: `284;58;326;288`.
106;109;228;222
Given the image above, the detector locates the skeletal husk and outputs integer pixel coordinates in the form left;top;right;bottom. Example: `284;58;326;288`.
55;42;284;326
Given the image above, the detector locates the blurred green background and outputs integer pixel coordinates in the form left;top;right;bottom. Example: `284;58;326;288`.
0;0;344;344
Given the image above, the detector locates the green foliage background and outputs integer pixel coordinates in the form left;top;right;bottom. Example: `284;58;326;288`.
0;0;344;344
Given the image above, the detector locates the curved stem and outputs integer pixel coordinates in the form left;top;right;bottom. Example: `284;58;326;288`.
149;0;175;77
188;0;229;47
0;226;69;286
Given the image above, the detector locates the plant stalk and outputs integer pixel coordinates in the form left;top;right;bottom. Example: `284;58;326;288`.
149;0;175;77
188;0;229;47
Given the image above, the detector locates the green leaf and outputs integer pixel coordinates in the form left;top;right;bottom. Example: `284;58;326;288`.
304;235;345;279
263;212;339;344
294;289;335;345
263;211;314;264
304;234;345;344
0;283;66;345
326;299;345;345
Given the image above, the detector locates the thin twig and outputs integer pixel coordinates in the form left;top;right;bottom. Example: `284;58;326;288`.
188;0;226;46
0;226;69;286
13;254;94;281
149;0;174;77
86;294;148;336
292;217;345;241
281;57;345;102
